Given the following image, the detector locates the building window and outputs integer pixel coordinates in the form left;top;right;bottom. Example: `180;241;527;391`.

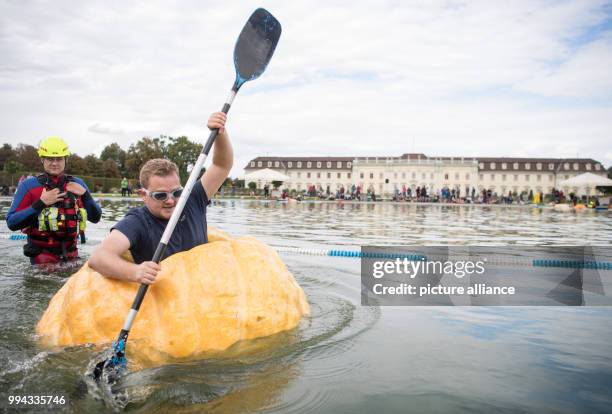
307;172;311;178
317;172;321;178
337;172;341;179
348;173;351;179
564;163;569;170
402;172;406;179
549;163;554;170
502;163;507;170
307;161;312;168
327;161;332;168
525;163;530;170
288;161;293;168
502;174;506;181
479;174;483;180
549;175;553;182
573;163;579;170
444;173;449;180
412;172;416;179
490;162;496;169
536;163;542;170
514;174;518;181
537;174;541;182
250;161;255;167
595;164;601;171
479;163;484;169
465;173;470;180
490;174;495;180
421;173;426;179
513;162;519;170
327;172;331;179
586;163;591;170
370;173;374;179
268;161;272;167
297;172;301;178
455;173;459;180
337;161;342;168
360;173;364;179
347;162;352;168
317;161;321;168
274;161;279;167
380;173;384;179
525;175;530;181
430;173;434;179
257;161;262;167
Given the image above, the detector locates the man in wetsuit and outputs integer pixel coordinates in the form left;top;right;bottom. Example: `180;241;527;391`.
6;136;102;265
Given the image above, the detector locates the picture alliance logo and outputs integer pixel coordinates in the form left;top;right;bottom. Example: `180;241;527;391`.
371;258;487;279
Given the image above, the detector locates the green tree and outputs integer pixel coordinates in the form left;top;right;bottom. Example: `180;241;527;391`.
3;160;23;174
84;154;103;174
248;182;257;190
100;143;126;174
101;158;121;178
0;143;15;170
125;137;166;177
67;154;89;175
166;136;203;182
14;144;40;171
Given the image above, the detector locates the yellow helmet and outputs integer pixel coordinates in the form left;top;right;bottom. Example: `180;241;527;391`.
38;136;71;157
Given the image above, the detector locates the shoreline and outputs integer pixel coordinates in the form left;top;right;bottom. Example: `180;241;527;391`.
0;195;606;212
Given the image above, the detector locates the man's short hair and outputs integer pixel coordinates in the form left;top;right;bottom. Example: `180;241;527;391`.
139;158;179;188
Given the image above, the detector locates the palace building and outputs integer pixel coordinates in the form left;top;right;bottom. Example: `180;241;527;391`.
244;154;607;196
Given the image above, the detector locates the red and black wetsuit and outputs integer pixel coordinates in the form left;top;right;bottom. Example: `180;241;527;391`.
6;173;102;265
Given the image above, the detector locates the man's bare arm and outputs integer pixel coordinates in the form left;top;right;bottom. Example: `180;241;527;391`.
89;230;161;284
201;112;233;200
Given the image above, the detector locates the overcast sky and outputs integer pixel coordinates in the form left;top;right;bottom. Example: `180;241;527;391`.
1;0;611;176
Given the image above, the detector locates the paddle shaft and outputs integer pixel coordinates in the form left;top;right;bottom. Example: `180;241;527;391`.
114;87;238;344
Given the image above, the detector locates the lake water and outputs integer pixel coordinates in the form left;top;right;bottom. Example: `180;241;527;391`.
1;199;611;413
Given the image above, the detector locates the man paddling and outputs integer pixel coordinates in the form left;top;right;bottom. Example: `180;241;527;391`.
6;137;102;265
89;112;231;284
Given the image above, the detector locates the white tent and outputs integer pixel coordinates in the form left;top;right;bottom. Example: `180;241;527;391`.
558;172;612;187
243;168;290;181
243;168;290;189
558;172;612;196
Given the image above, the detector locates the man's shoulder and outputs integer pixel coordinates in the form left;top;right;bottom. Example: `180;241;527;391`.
119;206;149;222
20;177;42;190
68;176;88;188
112;207;152;242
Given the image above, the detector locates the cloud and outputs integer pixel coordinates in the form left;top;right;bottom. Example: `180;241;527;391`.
0;0;611;177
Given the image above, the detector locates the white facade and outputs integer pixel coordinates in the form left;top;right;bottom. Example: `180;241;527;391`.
244;155;607;197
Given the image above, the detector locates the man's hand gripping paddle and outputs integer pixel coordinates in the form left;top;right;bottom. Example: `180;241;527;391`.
91;8;281;385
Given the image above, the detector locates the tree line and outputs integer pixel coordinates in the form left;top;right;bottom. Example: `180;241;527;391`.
0;135;203;183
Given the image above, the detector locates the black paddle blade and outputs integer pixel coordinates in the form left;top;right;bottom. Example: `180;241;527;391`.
233;8;281;90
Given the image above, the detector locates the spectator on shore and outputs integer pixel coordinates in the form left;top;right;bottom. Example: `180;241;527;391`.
121;177;129;197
